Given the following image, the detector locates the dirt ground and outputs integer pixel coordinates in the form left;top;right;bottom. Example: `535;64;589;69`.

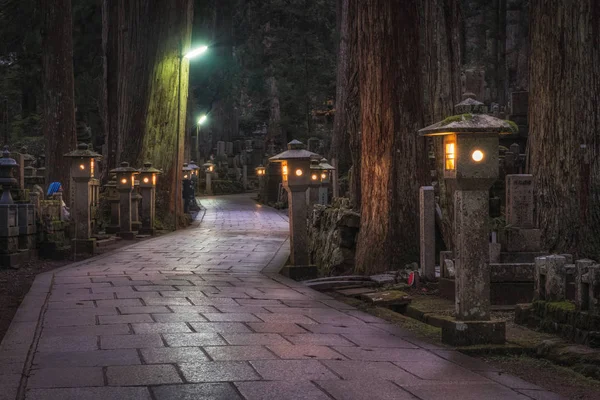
0;236;154;343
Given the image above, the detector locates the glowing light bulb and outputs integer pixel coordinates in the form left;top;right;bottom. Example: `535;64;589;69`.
472;150;484;162
295;169;303;176
79;164;85;170
120;178;127;184
143;177;150;183
311;174;318;180
321;173;327;179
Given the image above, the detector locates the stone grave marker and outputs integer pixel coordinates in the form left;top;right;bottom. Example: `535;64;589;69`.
506;174;534;228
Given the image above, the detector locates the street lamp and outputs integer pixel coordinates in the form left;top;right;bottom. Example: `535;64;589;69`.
175;45;209;230
193;115;208;163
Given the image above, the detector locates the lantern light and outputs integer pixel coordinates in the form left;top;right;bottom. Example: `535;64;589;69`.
472;149;484;162
143;177;150;184
295;169;303;177
321;173;327;180
64;143;103;180
282;165;288;175
445;140;456;171
311;173;318;181
121;178;127;184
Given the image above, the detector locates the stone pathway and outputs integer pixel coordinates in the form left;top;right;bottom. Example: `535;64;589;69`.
0;194;563;400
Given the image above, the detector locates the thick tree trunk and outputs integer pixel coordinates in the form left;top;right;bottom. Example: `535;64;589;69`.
528;0;600;259
41;0;77;201
354;0;427;274
420;0;462;251
331;0;359;203
101;0;119;179
115;0;193;221
346;0;361;209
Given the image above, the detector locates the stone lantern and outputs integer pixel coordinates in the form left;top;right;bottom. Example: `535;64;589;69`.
188;160;201;190
203;161;215;196
255;165;266;202
182;163;194;213
0;148;22;267
318;158;335;205
138;162;161;235
64;143;102;254
269;140;320;278
419;94;515;345
110;162;138;240
307;159;323;209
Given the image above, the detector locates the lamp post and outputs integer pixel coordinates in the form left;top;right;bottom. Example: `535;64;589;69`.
174;45;208;230
419;94;515;345
193;115;208;164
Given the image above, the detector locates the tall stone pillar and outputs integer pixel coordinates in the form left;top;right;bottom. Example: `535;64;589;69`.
139;162;160;236
454;189;490;320
110;162;138;240
288;188;309;266
419;186;436;281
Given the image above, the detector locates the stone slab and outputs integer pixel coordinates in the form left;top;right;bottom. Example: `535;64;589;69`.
441;320;506;346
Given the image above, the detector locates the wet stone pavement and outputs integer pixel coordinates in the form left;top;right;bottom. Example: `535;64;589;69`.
0;194;563;399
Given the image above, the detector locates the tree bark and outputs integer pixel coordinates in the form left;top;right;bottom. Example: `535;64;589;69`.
528;0;600;259
41;0;77;202
346;0;361;209
354;0;427;274
115;0;193;220
420;0;462;251
331;0;359;203
101;0;119;179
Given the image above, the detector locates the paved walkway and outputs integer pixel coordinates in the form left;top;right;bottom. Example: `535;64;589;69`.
0;194;562;400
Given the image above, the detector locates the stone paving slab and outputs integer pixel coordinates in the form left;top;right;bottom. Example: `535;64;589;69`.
0;194;565;399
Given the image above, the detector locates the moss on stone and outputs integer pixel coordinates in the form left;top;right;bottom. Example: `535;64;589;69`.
547;301;577;312
504;119;519;134
441;113;474;126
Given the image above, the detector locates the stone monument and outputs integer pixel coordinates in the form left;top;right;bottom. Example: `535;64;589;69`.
318;158;334;205
419;186;435;281
0;148;26;268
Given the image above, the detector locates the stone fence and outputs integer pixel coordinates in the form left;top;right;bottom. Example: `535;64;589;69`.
534;254;600;314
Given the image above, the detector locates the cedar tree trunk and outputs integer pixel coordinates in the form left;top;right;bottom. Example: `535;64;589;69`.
528;0;600;259
420;0;462;251
331;0;360;205
41;0;77;202
354;0;427;274
116;0;193;221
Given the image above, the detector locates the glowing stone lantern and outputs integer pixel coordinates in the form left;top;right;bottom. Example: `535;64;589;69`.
138;162;161;235
109;162;139;240
181;164;194;213
419;94;516;345
269;140;320;278
318;158;335;205
255;165;267;202
64;143;103;253
307;158;323;208
203;161;215;196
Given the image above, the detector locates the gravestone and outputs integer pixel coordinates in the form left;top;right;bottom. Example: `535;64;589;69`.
419;186;435;280
506;174;534;228
217;141;226;157
505;174;541;252
226;142;234;156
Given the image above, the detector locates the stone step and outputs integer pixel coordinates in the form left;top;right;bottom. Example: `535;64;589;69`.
304;280;378;291
490;263;534;282
500;251;547;263
303;276;372;284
